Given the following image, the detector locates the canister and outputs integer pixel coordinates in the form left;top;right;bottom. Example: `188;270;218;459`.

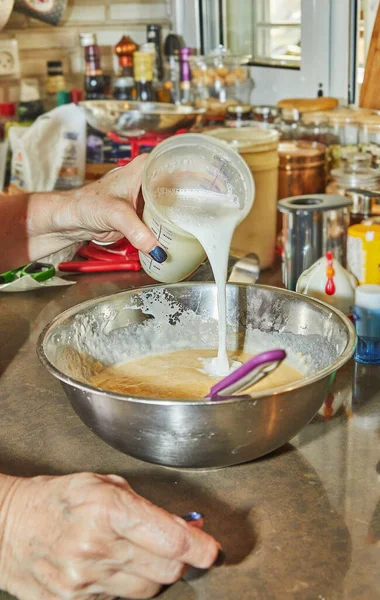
278;194;352;290
347;223;380;285
278;141;327;200
204;128;279;269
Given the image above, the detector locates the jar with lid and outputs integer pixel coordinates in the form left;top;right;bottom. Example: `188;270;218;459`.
326;108;359;169
250;105;281;130
326;154;380;224
204;127;280;269
277;107;301;140
225;104;252;127
358;114;380;168
298;111;330;146
190;45;253;120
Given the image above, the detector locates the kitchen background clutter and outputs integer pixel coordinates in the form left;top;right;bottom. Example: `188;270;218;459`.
0;0;379;287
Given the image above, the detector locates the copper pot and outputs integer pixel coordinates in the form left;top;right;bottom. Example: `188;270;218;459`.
277;140;327;232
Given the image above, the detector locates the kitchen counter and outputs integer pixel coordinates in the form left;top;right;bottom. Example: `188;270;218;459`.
0;267;379;600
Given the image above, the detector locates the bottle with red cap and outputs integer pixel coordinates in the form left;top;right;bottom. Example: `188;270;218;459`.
0;103;16;140
70;89;83;104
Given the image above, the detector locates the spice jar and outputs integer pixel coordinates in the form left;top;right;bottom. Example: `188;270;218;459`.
327;108;359;169
225;104;253;127
278;141;327;200
358;114;380;168
250;105;281;130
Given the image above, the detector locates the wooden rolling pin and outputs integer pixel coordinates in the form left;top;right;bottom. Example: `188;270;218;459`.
359;3;380;110
277;97;339;113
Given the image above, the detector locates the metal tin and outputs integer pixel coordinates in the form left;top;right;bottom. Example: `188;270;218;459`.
278;194;352;290
347;223;380;285
278;141;327;200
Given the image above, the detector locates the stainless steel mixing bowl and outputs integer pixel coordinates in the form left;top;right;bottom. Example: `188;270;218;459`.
79;101;205;137
38;284;356;469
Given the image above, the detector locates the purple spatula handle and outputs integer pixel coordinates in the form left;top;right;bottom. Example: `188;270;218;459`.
208;349;286;400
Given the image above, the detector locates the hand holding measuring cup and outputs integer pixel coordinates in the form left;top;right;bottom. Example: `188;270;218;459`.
25;154;168;267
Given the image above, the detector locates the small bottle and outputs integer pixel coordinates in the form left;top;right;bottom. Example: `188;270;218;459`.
0;103;16;140
179;48;192;105
80;33;105;100
147;24;164;82
18;79;44;122
157;33;182;104
70;89;83;104
45;60;66;111
133;51;154;102
353;285;380;365
113;35;137;101
56;90;71;106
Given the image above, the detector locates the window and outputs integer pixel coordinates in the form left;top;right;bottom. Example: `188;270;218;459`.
226;0;301;68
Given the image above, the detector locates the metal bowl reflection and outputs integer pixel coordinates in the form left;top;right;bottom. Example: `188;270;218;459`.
38;284;356;469
79;100;205;137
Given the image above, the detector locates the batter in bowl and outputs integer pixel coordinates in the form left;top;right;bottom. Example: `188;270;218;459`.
90;348;303;400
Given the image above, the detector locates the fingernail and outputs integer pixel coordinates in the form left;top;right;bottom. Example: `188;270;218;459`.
180;511;204;522
149;246;167;263
212;549;226;568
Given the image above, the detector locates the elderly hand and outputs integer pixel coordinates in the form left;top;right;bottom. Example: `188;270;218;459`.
0;472;221;600
26;155;167;266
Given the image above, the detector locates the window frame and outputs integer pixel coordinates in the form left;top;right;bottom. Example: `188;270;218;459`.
169;0;353;104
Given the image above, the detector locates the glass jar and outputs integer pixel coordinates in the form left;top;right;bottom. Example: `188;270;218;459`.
326;108;359;169
225;104;253;127
190;45;253;119
250;105;281;130
277;107;301;140
358;114;380;168
326;156;380;225
298;111;330;146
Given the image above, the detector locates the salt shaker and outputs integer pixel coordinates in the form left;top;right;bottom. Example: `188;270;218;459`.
353;285;380;365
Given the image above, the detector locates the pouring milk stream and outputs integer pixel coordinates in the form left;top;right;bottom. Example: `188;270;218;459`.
139;134;254;377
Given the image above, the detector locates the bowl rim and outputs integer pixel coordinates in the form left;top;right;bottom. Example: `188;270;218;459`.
37;283;357;406
79;100;206;117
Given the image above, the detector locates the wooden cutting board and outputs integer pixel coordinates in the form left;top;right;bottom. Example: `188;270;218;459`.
360;3;380;109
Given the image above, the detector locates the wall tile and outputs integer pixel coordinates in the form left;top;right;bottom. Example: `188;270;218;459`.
109;3;168;21
15;30;78;50
65;5;106;23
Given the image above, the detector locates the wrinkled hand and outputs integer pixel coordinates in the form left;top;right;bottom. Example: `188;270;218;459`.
0;472;220;600
50;155;166;261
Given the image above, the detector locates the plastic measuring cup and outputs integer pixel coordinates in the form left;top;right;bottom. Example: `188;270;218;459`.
140;133;255;282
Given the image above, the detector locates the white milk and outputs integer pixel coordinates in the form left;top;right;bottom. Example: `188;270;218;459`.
157;187;243;376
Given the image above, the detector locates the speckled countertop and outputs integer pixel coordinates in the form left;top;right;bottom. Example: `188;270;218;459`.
0;267;379;600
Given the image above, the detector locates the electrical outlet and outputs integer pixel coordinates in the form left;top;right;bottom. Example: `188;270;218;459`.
0;40;20;78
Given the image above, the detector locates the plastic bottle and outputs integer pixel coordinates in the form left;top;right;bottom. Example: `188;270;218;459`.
18;79;44;123
0;103;16;140
353;284;380;365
